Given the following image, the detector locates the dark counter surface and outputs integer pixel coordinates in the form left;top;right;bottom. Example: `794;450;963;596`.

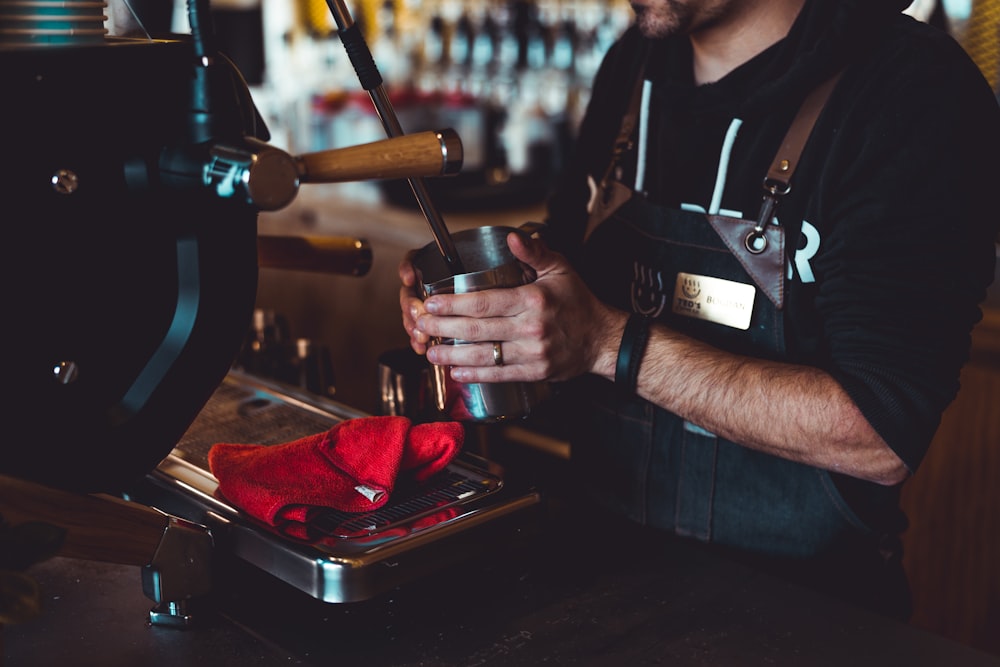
6;502;999;667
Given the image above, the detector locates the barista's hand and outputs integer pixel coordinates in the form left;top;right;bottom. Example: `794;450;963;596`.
413;232;624;384
398;250;430;355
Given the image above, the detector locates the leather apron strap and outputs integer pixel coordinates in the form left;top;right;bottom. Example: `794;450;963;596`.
766;71;845;191
708;70;845;307
586;67;846;307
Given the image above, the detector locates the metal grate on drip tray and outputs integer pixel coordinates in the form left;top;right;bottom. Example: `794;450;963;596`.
309;471;489;538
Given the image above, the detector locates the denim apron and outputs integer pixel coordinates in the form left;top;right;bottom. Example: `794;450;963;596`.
569;74;878;561
573;197;884;559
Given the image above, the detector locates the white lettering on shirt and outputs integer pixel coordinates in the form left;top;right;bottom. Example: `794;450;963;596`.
789;219;819;284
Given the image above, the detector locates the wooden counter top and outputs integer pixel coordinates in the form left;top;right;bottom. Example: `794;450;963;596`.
8;511;1000;666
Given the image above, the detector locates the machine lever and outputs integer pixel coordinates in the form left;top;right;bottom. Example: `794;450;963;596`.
0;474;213;628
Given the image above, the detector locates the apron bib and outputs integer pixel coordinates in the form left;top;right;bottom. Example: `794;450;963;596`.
574;195;870;557
569;70;875;558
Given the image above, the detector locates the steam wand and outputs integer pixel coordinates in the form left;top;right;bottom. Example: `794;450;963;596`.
324;0;466;275
151;0;464;213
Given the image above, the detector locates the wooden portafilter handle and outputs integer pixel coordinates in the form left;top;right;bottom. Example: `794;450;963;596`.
296;128;463;183
241;129;462;211
253;129;460;273
257;235;373;276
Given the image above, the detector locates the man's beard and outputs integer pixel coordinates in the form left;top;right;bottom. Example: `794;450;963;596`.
630;0;687;39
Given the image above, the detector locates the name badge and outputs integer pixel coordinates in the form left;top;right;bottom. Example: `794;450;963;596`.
672;272;755;330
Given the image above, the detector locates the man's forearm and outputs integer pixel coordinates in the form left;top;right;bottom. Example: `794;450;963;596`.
597;318;909;485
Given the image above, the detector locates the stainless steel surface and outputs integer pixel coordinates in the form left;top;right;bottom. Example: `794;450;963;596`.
140;515;214;627
377;347;434;420
126;370;542;604
413;226;552;422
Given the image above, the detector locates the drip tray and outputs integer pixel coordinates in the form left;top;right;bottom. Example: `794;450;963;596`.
125;370;542;603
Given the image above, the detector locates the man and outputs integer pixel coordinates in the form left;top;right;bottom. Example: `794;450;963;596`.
399;0;1000;618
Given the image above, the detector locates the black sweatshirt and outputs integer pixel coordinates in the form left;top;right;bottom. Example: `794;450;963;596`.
545;0;1000;479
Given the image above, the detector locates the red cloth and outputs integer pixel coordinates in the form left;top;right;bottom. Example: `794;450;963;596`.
207;416;464;534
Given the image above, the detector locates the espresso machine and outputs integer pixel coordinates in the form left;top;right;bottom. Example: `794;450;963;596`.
0;0;541;626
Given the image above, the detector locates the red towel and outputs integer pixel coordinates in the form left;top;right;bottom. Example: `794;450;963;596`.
207;416;464;536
